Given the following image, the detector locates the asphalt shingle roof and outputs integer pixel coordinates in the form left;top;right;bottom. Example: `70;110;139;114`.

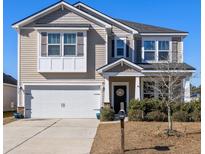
115;19;187;33
137;63;195;70
3;73;17;85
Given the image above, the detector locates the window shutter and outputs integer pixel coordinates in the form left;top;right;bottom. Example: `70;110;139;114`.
41;32;47;56
111;39;115;57
136;39;142;63
77;32;84;56
126;40;130;57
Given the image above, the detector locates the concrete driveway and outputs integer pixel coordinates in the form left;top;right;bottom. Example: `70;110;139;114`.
4;119;99;154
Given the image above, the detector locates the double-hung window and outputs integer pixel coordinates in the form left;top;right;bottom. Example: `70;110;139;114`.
143;81;155;98
48;33;61;56
64;33;77;56
143;39;170;62
144;41;156;61
115;38;126;57
158;41;169;60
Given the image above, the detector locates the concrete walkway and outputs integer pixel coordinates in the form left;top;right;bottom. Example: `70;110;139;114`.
4;119;99;154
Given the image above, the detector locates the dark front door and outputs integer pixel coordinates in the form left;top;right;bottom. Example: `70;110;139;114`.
114;85;127;113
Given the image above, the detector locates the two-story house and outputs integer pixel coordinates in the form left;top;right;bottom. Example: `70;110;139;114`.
12;1;195;118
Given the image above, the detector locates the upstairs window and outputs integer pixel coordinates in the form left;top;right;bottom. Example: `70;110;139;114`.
116;39;124;57
144;41;156;61
64;33;77;56
143;39;171;62
158;41;169;61
48;33;60;56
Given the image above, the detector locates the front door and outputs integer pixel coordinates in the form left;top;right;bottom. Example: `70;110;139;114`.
114;85;127;113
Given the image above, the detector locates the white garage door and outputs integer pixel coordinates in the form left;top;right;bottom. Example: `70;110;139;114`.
25;85;101;118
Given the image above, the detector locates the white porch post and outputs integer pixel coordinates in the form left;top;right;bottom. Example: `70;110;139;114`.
104;76;110;103
135;77;140;100
184;76;191;102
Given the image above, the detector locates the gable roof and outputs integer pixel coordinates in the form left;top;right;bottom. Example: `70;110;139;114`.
12;1;111;29
74;1;188;35
74;1;139;34
3;73;17;85
97;58;143;73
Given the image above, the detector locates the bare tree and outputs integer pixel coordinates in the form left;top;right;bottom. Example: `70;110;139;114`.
144;60;193;134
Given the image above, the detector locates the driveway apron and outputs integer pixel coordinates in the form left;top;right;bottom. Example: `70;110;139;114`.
4;119;99;154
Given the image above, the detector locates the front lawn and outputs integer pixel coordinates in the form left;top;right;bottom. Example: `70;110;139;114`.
91;122;200;154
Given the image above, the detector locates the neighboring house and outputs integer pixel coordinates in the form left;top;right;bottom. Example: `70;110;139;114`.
12;1;195;118
3;73;17;112
191;93;200;101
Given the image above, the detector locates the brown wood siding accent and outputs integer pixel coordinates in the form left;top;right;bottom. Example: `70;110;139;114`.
109;77;135;104
77;32;84;56
172;37;182;63
41;32;47;56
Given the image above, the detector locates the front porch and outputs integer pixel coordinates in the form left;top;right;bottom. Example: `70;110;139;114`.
97;58;193;113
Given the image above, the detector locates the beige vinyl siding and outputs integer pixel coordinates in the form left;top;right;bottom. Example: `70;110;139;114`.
25;8;103;29
109;77;135;103
20;29;106;82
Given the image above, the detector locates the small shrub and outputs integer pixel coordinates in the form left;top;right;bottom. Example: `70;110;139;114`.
146;111;167;122
128;99;141;110
100;107;115;121
189;111;201;122
128;109;144;121
172;111;189;122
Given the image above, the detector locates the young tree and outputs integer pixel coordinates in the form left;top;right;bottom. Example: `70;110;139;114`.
144;61;193;134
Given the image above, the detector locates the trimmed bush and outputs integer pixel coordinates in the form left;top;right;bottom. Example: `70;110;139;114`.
128;99;201;122
172;111;189;122
100;107;115;121
128;109;144;121
146;111;167;122
189;111;201;122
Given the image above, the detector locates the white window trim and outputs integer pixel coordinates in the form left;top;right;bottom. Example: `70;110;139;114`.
142;37;172;63
39;31;86;58
115;37;126;58
63;32;77;57
47;32;61;57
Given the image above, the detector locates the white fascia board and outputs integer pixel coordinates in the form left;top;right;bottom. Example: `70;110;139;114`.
103;72;144;77
22;81;103;86
142;70;195;73
21;27;90;30
12;1;111;29
140;33;188;36
97;58;143;73
74;3;138;34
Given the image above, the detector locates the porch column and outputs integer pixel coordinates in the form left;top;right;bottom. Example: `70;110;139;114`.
104;76;110;103
183;76;191;102
135;77;140;100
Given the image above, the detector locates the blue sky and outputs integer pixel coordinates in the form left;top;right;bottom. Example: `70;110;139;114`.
3;0;201;86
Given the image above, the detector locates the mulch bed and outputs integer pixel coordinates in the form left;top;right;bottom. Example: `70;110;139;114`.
91;122;200;154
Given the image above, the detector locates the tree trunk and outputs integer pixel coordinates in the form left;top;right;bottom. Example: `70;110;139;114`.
168;106;173;132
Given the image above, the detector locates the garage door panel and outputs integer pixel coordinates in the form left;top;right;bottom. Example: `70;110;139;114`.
25;85;101;118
